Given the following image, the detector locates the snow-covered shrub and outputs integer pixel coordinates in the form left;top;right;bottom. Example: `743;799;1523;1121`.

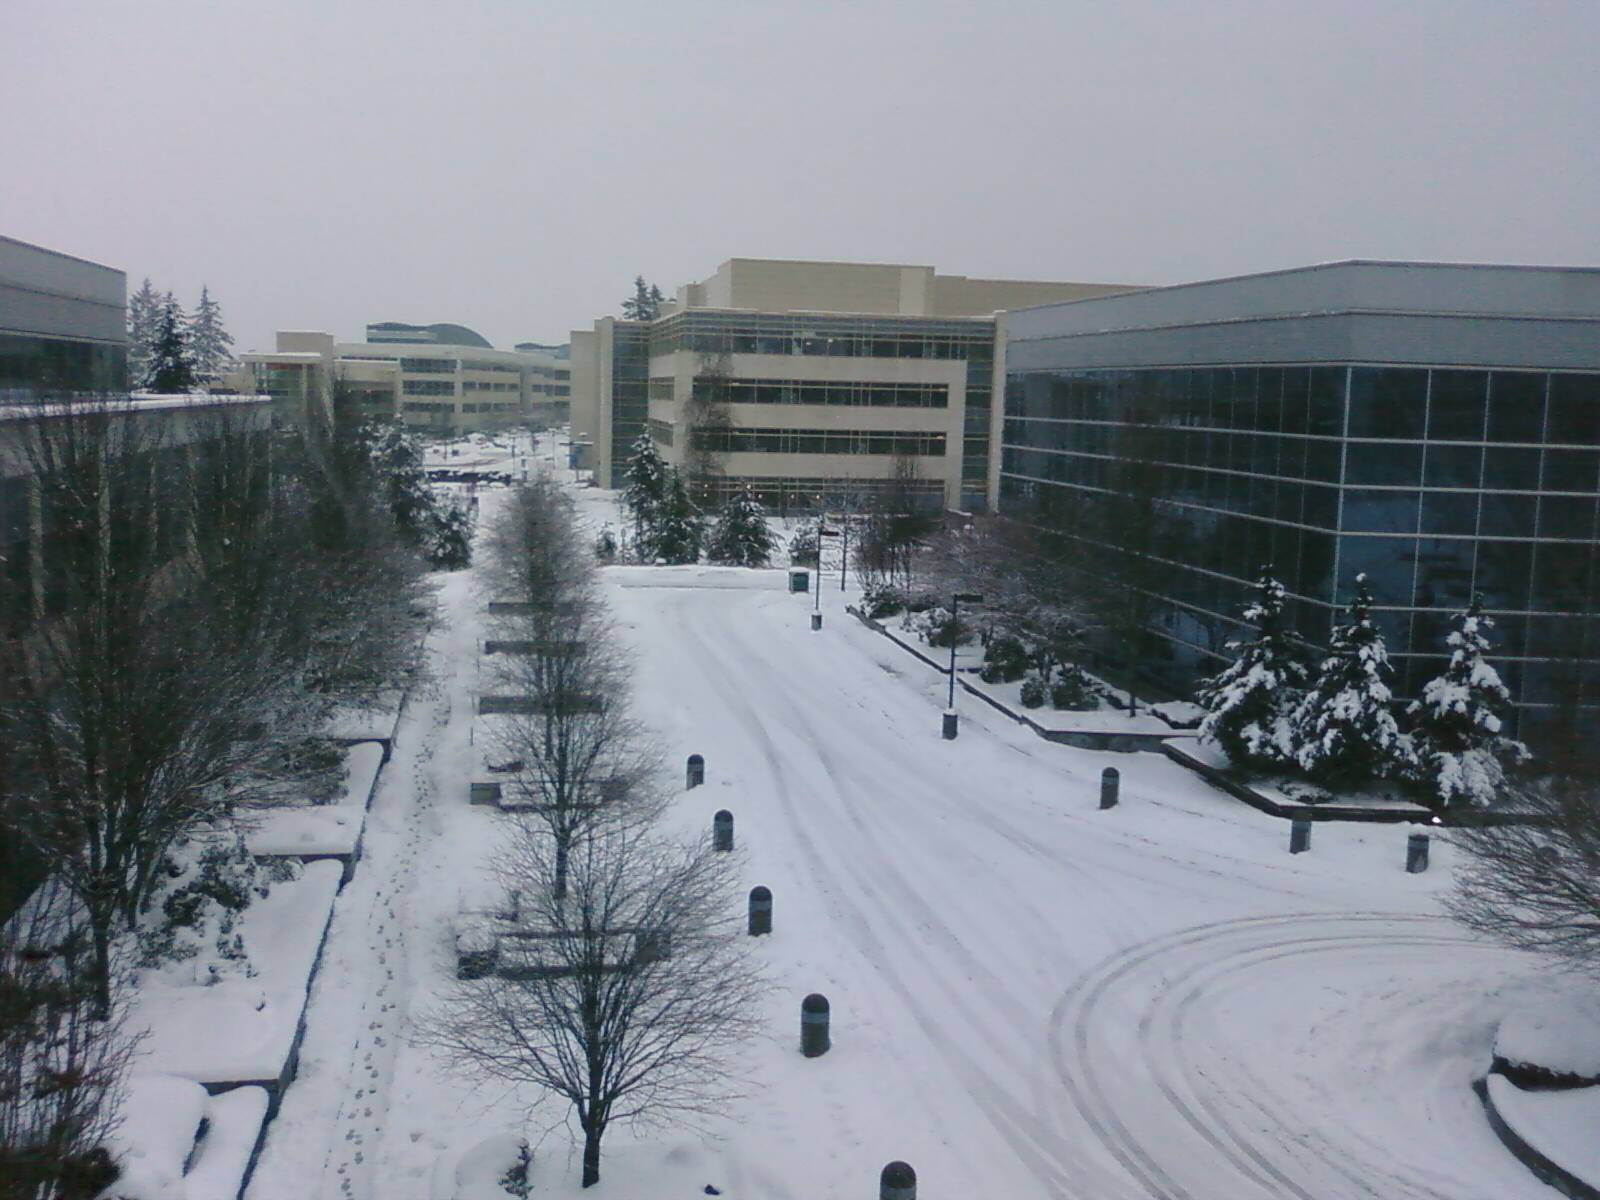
1408;598;1528;809
1019;673;1047;709
426;499;474;569
904;592;939;614
862;583;903;619
139;832;281;979
593;524;618;563
787;520;821;567
1050;665;1099;711
499;1140;532;1198
1291;574;1416;786
979;634;1029;684
1195;571;1307;770
903;605;966;648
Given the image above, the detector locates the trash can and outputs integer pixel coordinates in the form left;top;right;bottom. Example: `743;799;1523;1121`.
789;569;810;594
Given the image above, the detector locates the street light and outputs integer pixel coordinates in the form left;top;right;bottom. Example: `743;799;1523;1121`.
943;591;984;740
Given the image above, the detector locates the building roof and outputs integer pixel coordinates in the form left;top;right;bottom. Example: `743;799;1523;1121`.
366;321;493;349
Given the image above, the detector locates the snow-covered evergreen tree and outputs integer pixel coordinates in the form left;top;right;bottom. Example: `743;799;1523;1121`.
621;276;664;322
622;433;669;553
1409;597;1528;808
186;284;235;383
705;488;775;566
144;295;196;393
127;277;162;388
1196;570;1307;769
649;471;703;564
1291;573;1415;785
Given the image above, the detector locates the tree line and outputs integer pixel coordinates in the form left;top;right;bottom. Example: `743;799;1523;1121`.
422;476;759;1188
126;279;235;393
0;387;468;1195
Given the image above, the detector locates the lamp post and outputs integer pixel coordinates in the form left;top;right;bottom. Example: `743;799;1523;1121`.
943;591;983;739
814;525;840;630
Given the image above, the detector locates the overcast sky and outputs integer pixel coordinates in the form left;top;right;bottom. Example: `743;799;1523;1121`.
4;1;1598;353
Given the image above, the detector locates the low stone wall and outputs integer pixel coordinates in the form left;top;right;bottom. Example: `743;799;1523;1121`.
1476;1076;1600;1200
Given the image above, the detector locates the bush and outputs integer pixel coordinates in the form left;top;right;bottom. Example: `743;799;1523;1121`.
862;583;903;619
1050;665;1099;711
1019;674;1047;709
788;521;820;567
902;605;967;648
979;634;1029;683
904;592;939;614
593;525;618;563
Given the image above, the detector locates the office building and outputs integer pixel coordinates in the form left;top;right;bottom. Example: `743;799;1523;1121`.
997;261;1600;736
570;258;1132;510
1;234;127;402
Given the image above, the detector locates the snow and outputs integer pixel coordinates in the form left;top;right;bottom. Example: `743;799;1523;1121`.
130;860;342;1085
1496;984;1600;1080
105;1076;268;1200
962;669;1189;735
1486;1077;1600;1188
323;691;406;744
244;742;384;858
230;456;1559;1199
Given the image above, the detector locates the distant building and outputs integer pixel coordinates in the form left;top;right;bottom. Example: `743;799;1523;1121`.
366;321;495;349
0;234;127;402
998;260;1600;738
569;257;1134;510
240;330;569;435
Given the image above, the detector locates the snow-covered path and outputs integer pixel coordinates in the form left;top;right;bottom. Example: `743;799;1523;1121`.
599;573;1549;1199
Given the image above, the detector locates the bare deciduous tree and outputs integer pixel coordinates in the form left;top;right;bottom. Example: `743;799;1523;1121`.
420;822;761;1188
0;878;135;1199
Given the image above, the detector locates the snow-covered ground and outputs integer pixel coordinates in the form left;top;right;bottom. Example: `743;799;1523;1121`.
234;459;1565;1199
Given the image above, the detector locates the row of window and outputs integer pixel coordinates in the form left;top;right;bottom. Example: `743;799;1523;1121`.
403;380;455;396
464;380;519;392
691;427;946;457
461;402;517;413
689;377;950;409
399;357;456;373
0;333;128;400
403;401;453;413
1006;366;1600;446
647;312;995;363
699;474;944;511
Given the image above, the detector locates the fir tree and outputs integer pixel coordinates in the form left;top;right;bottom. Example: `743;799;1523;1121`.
1291;573;1415;785
621;275;664;322
1196;569;1307;769
705;488;776;567
650;471;703;564
127;277;162;388
186;284;235;383
144;295;196;393
1409;597;1528;808
622;433;669;554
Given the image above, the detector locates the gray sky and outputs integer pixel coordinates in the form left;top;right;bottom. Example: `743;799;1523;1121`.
5;0;1598;353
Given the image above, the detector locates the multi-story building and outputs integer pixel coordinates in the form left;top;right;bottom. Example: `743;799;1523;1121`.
241;330;568;435
997;261;1600;738
570;258;1133;510
1;234;127;402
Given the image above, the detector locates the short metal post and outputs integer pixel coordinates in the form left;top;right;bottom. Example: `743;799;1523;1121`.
1406;832;1430;873
811;611;823;631
748;885;772;936
880;1161;916;1200
713;809;734;852
801;993;830;1057
941;710;958;740
686;754;704;789
1100;767;1119;810
1290;817;1312;854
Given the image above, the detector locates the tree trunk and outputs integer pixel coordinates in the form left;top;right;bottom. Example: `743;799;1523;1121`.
554;837;569;900
581;1118;602;1187
90;911;113;1019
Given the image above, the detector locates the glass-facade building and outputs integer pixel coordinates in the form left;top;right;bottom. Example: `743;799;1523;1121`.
998;262;1600;739
0;235;127;402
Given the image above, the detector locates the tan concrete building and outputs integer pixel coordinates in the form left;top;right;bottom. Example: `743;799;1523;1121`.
240;332;569;436
571;257;1135;510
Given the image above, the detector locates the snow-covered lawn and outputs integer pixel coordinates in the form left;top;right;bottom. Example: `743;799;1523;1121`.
1486;1077;1600;1191
229;471;1566;1199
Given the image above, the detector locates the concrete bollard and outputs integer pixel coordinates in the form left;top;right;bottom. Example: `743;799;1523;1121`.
811;611;823;632
748;886;772;936
880;1161;916;1200
1099;767;1119;810
1290;817;1312;854
1406;832;1430;873
713;809;734;852
942;710;959;740
801;993;830;1057
686;754;705;789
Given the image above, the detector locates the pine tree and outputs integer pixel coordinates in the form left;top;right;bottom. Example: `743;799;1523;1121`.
706;488;776;567
622;433;669;554
144;295;196;393
1196;569;1307;769
1409;597;1528;808
127;277;162;388
186;284;235;383
650;471;703;565
621;275;663;322
1291;573;1415;785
